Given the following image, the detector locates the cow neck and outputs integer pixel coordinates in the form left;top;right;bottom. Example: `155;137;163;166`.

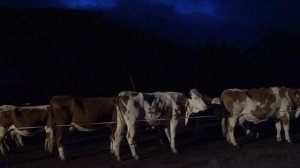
288;89;300;113
176;94;189;117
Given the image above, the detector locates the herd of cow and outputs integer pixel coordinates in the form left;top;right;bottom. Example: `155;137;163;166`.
1;87;300;162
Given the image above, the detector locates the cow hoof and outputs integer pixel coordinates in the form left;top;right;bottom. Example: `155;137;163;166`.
172;149;178;154
134;155;139;160
276;138;282;142
116;156;122;161
159;139;165;146
233;143;240;148
287;141;294;145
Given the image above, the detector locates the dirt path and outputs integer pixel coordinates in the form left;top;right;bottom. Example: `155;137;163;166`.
1;122;300;168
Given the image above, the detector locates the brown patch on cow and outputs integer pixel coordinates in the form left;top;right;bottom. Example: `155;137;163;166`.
149;104;162;116
247;88;276;105
289;89;300;108
0;109;14;127
176;94;188;117
202;94;213;109
278;87;288;99
221;89;247;115
251;106;270;120
279;113;289;125
131;92;139;97
247;88;276;119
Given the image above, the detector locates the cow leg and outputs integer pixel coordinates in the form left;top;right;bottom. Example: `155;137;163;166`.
126;123;139;160
0;126;7;156
16;134;24;147
228;116;238;147
170;119;178;153
3;137;10;152
44;126;54;153
283;122;291;143
56;127;66;161
281;114;292;143
275;121;282;142
110;135;114;154
164;128;171;143
10;130;24;147
112;121;125;161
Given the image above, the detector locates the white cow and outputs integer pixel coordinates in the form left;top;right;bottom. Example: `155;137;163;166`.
112;89;208;161
221;87;300;147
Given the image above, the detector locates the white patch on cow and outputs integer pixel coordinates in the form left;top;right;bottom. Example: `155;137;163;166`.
8;125;32;136
0;105;16;112
185;103;193;125
18;105;49;110
234;99;247;115
275;121;282;141
44;126;54;153
238;115;246;126
8;125;24;147
0;126;7;156
228;88;246;92
246;129;251;136
71;122;96;132
295;107;300;118
58;146;66;161
9;130;24;147
211;97;221;105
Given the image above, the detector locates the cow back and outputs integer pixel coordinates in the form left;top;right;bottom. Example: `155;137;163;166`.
12;106;50;128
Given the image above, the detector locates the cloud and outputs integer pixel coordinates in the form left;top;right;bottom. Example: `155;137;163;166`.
0;0;119;10
63;0;118;10
141;0;218;16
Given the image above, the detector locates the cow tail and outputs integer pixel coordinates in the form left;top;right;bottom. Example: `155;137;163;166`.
45;100;54;153
221;117;228;137
220;93;228;137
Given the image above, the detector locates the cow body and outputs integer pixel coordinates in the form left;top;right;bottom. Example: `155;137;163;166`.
0;105;50;156
112;89;207;161
47;96;120;160
221;87;300;147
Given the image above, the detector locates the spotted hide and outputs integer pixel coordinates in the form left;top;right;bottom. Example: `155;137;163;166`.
47;96;121;161
112;89;208;161
0;105;50;156
221;87;300;147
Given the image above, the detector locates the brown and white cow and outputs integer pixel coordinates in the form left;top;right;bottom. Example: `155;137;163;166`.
46;96;121;161
112;89;208;161
0;105;50;156
221;87;300;147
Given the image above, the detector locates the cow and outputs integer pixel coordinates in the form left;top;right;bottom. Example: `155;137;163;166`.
111;89;208;161
46;96;122;161
0;105;50;156
221;87;300;147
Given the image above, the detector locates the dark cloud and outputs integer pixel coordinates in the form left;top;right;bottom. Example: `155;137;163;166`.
1;0;299;49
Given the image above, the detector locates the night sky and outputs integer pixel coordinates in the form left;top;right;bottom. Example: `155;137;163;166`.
2;0;300;49
0;0;300;104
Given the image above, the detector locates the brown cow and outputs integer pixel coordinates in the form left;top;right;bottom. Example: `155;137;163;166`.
221;87;300;147
0;105;50;156
46;96;122;161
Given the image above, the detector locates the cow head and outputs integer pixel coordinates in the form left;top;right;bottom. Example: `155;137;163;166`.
188;89;207;112
185;89;208;125
289;89;300;118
